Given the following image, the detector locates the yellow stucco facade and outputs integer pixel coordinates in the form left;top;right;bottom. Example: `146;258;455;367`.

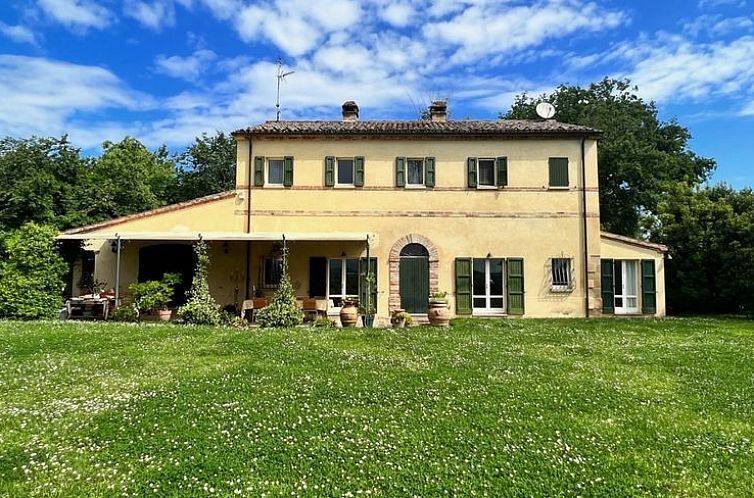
62;112;667;321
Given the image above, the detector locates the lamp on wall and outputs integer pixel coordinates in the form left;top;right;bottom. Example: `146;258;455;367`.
340;251;346;257
486;252;492;258
223;241;230;254
110;239;124;253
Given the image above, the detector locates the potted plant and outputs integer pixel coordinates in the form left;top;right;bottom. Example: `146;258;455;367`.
428;291;451;327
391;309;413;329
129;273;180;321
339;296;359;327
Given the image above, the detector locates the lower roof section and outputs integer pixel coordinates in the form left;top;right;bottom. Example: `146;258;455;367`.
56;231;372;242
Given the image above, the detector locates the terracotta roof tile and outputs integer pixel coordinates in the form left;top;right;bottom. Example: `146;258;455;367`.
233;119;601;138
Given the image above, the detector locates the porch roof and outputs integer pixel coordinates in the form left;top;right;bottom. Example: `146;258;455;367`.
56;231;372;242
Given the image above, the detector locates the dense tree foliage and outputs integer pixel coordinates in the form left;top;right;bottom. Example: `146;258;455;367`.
0;223;68;319
650;185;754;315
175;132;236;203
505;78;716;236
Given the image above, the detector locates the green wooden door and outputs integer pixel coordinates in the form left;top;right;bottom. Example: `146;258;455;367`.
400;257;429;313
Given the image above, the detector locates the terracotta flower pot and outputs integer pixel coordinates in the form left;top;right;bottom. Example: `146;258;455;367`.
155;309;173;322
428;301;450;327
339;303;359;327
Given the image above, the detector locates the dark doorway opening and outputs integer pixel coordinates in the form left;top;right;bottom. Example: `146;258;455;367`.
138;244;195;306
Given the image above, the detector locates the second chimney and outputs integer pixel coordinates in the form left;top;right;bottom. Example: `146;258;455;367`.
342;101;359;121
429;100;448;122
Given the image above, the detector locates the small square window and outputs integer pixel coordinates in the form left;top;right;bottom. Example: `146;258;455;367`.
407;158;424;185
551;258;572;291
478;158;495;186
337;158;354;185
268;159;284;185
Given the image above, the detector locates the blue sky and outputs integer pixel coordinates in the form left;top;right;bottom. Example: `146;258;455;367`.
0;0;752;187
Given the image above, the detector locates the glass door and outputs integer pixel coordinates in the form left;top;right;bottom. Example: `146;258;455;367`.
614;260;639;314
472;258;505;314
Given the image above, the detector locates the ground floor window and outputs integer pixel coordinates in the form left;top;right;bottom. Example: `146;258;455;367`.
328;258;359;307
613;260;639;314
262;256;283;288
472;258;505;313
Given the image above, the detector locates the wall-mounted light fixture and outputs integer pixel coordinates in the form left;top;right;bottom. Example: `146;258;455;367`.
340;251;347;257
486;252;492;258
223;241;230;254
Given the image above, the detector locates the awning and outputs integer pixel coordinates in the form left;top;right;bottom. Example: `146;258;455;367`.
57;231;373;242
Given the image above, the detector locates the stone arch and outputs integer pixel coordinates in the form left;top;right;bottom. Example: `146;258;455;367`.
388;234;440;311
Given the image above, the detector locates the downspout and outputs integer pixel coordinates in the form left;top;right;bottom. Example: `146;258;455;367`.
581;137;590;318
114;234;122;306
245;133;253;300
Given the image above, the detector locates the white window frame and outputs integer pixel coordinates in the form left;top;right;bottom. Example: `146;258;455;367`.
614;260;640;314
472;258;506;315
335;157;355;187
326;257;359;309
266;158;285;187
551;257;574;292
406;158;425;187
476;157;497;189
261;256;283;288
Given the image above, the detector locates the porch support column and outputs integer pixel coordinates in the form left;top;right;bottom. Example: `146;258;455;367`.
365;235;371;323
114;234;122;306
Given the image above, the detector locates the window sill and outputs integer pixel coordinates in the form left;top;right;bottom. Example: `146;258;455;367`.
475;185;498;190
263;184;285;189
550;286;574;293
334;184;355;189
548;186;570;190
405;184;426;190
472;310;507;317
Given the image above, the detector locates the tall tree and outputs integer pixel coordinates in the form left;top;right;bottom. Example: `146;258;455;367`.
0;136;92;231
88;137;178;221
175;132;236;202
505;78;715;236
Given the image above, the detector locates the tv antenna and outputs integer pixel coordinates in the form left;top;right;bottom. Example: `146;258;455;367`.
275;58;295;121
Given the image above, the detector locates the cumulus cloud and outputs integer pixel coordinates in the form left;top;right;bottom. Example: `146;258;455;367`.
154;49;217;80
36;0;112;30
0;22;39;45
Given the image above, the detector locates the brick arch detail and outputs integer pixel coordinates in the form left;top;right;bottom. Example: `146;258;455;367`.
388;234;440;311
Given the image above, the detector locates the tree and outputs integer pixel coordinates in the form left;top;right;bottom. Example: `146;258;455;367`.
651;184;754;315
88;137;177;221
175;132;236;202
0;223;68;319
0;136;92;231
178;240;222;325
505;78;715;236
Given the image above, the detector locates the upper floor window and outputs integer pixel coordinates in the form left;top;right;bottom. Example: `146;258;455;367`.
337;158;354;185
549;157;569;188
267;158;284;185
467;157;507;189
325;156;364;187
254;156;293;187
395;156;435;188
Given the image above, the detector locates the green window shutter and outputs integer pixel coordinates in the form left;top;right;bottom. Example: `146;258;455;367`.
425;157;435;187
354;156;365;187
455;258;472;315
549;157;569;187
641;259;657;314
395;157;406;187
496;157;508;187
324;156;335;187
601;259;614;314
358;258;378;314
283;156;294;187
507;258;525;315
254;156;265;186
467;157;477;188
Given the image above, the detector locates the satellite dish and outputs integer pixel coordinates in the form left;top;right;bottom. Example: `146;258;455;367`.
536;102;556;119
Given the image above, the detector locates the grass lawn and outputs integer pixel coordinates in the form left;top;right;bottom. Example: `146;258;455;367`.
0;318;753;497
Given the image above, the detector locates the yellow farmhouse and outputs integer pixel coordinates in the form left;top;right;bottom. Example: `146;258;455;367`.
60;101;667;323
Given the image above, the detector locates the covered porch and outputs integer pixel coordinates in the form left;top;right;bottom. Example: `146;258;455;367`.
58;231;380;323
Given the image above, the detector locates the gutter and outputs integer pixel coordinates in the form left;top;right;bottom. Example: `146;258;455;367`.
581;137;590;318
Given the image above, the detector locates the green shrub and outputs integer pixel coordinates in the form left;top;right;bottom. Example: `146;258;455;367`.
178;240;221;325
256;244;303;328
129;273;180;314
112;301;139;322
0;223;67;320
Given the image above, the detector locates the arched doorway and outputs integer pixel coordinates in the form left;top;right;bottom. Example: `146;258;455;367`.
138;244;195;306
399;243;430;313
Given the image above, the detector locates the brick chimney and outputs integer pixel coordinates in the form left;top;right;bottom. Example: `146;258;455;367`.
341;101;359;121
429;100;448;122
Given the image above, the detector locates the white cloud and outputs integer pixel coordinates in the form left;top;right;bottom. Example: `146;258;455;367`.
423;1;627;65
154;49;216;79
0;22;39;45
36;0;112;30
698;0;746;8
684;14;754;37
380;2;415;27
0;55;150;143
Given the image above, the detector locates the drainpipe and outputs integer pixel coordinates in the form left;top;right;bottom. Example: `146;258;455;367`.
581;137;590;318
245;133;253;299
114;233;122;306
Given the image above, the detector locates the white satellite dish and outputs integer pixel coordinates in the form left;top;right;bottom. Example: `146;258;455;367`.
536;102;556;119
